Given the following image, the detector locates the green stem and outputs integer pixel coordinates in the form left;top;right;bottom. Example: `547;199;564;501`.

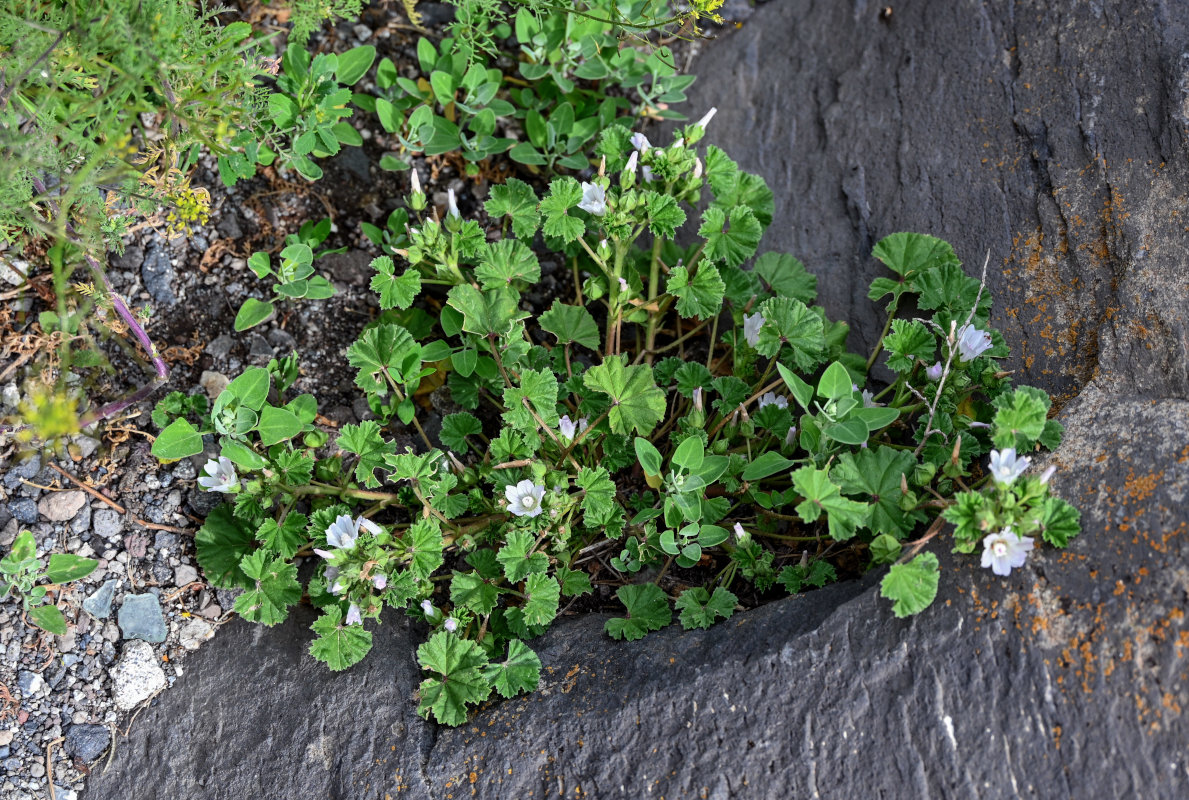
865;298;899;372
643;235;664;363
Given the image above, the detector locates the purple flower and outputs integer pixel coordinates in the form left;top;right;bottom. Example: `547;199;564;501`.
926;362;944;381
743;312;764;348
981;528;1035;576
955;324;993;362
345;603;363;626
578;182;606;216
988;448;1030;485
197;457;238;493
505;480;546;518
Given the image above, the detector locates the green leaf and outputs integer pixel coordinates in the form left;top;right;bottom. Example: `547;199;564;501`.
916;263;992;321
221;367;271;410
335;45;376;85
882;319;935;373
370;256;421;310
671;436;705;472
870;533;903;564
605;583;671;641
675;586;737;630
338;421;396;487
310;605;373;671
776;363;814;411
576;466;619;526
6;530;35;563
522;572;560;626
450;570;501;615
476;239;540;289
497;531;549;583
46;554;98;584
645;191;686;238
502;369;559;434
539;177;584;243
407;518;445;580
822;419;869;446
791;466;870;541
832;447;920;538
484;178;541;239
219;438;266;471
872;232;960;277
754;253;817;303
417;632;491;726
756;297;826;371
1040;496;1081;548
777;560;838;593
151;418;203;460
880;552;940;617
816;361;854;401
195;505;256;589
347;324;419;394
539;301;600;350
257;405;303;446
556;566;593;597
583;356;666;436
742;451;796;481
234;298;276;332
634;437;663;476
667;263;725;320
255;512;309;560
235;550;301;626
440;413;482;453
698;205;764;268
446;284;526;337
991;386;1050;450
28;605;67;636
484;639;541;698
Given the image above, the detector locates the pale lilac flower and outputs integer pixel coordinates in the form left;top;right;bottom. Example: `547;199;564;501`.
197;457;238;493
926;361;944;381
692;387;703;412
578;182;606;216
345;603;363;626
693;157;703;179
325;514;358;550
505;479;546;517
757;392;789;410
371;573;387;591
624;150;638;176
955;324;993;362
446;187;460;219
989;448;1030;485
733;522;751;546
559;415;579;442
1039;465;1057;485
420;599;437;617
330;580;344;595
630;132;651;152
443;617;458;633
694;107;718;130
784;426;798;447
980;528;1035;576
968;421;992;429
861;389;882;408
641;165;654;183
743;312;764;348
618;277;629;293
410;168;422;195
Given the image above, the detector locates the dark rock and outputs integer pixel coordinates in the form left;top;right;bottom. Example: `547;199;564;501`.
82;580;118;620
152;532;178;551
320;249;373;286
92;508;123;539
109;243;144;273
2;453;40;489
328;144;370;183
186;488;223;517
205;334;235;360
7;498;38;525
141;241;177;308
65;724;110;763
216;211;243;240
246;334;273;359
117;594;167;643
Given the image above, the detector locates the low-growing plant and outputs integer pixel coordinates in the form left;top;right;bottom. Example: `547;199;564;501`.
234;217;345;331
1;530;98;635
153;112;1080;726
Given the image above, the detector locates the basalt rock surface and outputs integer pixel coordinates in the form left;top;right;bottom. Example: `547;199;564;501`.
84;1;1189;798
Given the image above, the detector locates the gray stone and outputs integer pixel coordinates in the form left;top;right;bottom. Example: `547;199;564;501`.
16;671;44;697
117;594;167;643
140;241;176;308
173;565;199;587
7;498;37;525
68;500;91;534
199;370;230;401
64;724;110;763
109;640;166;711
205;334;235;360
82;580;119;620
37;490;86;522
92;508;123;539
178;619;213;651
246;333;272;359
3;454;40;489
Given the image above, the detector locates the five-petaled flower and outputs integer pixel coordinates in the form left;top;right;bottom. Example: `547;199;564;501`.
505;479;546;517
757;392;789;410
980;528;1034;576
743;312;764;348
988;448;1030;485
578;182;606;216
558;415;589;443
315;514;382;559
371;573;387;591
197;457;238;493
955;324;993;362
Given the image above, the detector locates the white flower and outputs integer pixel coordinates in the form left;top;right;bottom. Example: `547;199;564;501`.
743;312;764;348
694;107;718;130
420;599;437;617
410;168;422;195
630;132;651;152
578;182;606;216
624;150;638;176
641;165;654;183
784;426;798;447
1039;465;1057;485
345;603;363;626
861;389;882;408
443;617;458;633
955;324;993;362
371;573;387;590
325;514;359;550
505;479;546;517
197;457;238;493
330;580;344;595
446;187;460;219
988;448;1030;485
618;277;629;293
981;528;1035;576
692;387;703;412
757;392;789;410
926;361;944;381
732;522;751;546
693;157;703;179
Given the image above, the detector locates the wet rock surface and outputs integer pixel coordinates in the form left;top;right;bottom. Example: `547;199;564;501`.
81;0;1189;798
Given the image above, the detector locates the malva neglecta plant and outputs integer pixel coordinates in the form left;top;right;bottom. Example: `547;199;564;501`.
151;112;1081;726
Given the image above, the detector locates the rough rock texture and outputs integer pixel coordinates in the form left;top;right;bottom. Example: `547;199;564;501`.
84;1;1189;798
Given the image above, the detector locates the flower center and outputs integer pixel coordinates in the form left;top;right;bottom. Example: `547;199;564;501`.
992;541;1008;557
522;496;536;509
